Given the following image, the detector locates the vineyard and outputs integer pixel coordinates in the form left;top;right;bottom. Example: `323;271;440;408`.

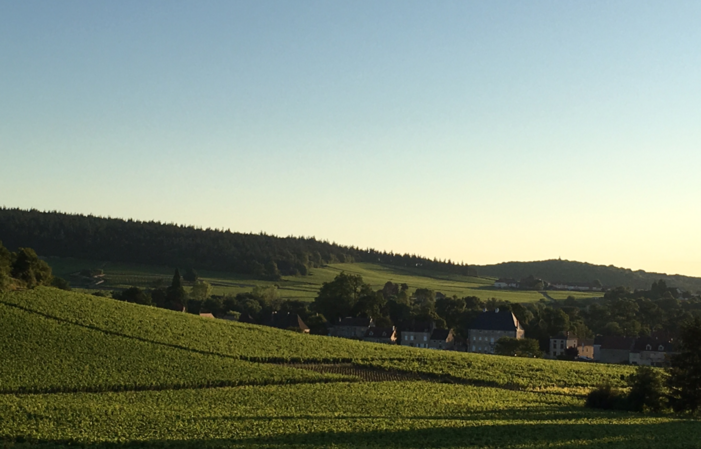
1;288;700;448
2;382;700;448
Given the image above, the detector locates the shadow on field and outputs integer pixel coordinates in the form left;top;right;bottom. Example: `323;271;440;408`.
4;409;700;449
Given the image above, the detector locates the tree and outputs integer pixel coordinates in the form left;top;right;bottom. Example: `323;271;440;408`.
166;269;186;310
50;276;71;291
311;272;372;321
190;280;213;302
560;345;579;361
117;287;151;305
627;366;666;412
0;241;11;291
667;317;701;413
494;337;542;357
183;267;199;282
11;247;52;289
436;296;466;329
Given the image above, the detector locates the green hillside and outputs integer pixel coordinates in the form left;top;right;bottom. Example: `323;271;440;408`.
2;287;701;447
49;257;603;303
476;259;701;292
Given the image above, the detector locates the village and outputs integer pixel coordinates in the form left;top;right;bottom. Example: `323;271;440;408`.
210;306;677;367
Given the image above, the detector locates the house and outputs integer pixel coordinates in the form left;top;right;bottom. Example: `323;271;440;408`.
328;317;374;339
629;337;675;366
577;339;595;359
598;336;635;364
428;328;455;350
363;327;397;344
468;309;525;354
265;312;310;334
494;278;519;289
550;281;602;292
549;333;578;358
400;321;434;348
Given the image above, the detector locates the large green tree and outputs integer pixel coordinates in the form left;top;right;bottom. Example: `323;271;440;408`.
11;247;52;289
311;272;373;322
667;317;701;413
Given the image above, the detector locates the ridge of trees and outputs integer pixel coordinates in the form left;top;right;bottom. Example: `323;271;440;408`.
0;208;473;279
476;259;701;292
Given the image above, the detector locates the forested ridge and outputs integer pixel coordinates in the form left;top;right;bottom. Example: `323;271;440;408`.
476;259;701;292
0;208;472;279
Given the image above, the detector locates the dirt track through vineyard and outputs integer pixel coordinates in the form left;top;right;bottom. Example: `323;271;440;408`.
285;363;448;383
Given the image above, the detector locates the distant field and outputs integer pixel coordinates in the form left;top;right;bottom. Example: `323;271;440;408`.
1;287;699;448
47;257;595;303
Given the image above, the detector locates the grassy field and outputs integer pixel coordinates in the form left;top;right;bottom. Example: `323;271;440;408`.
1;287;699;448
47;257;604;303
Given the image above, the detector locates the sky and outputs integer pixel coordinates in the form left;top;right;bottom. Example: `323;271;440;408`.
1;1;701;276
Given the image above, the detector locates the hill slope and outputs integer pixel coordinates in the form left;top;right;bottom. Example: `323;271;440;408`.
2;288;701;448
475;259;701;292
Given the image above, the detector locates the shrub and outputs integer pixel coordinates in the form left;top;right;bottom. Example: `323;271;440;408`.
626;366;667;412
585;383;626;410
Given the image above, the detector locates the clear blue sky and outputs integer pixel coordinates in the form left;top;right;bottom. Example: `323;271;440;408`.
2;1;701;276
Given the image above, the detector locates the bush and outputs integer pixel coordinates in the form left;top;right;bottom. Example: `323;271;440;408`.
585;384;626;410
627;366;666;412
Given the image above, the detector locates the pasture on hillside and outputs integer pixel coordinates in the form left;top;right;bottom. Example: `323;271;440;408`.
47;257;604;303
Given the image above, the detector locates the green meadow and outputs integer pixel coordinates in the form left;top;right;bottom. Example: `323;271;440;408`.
1;287;699;448
47;258;604;303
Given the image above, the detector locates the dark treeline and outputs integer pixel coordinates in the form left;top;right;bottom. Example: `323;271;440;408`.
0;208;473;279
477;259;701;292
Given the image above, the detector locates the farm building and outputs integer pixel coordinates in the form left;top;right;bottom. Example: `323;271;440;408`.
264;312;310;334
428;328;455;350
400;321;434;348
328;317;374;339
629;337;675;366
468;309;524;354
363;327;397;344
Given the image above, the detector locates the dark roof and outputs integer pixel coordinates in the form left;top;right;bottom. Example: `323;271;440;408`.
632;337;675;353
552;333;576;340
365;327;395;338
469;310;520;331
337;317;372;327
401;321;433;333
430;329;452;341
266;313;309;331
599;336;635;351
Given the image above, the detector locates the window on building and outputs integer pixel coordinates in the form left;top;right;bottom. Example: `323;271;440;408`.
423;336;427;341
410;335;414;341
658;345;664;351
490;338;494;343
472;345;476;351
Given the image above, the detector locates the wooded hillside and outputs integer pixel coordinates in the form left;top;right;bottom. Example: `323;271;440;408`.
0;209;471;279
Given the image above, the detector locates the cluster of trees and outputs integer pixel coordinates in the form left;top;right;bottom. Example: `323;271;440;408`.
0;240;67;291
308;273;701;353
110;269;329;333
0;208;473;280
310;272;503;334
587;317;701;414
